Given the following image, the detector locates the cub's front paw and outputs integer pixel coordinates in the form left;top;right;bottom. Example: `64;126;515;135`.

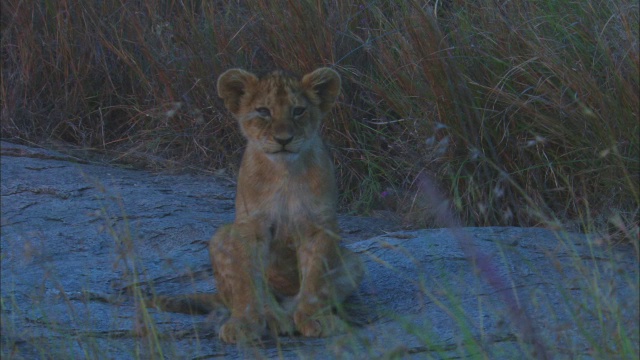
218;317;264;344
293;310;349;338
265;309;295;337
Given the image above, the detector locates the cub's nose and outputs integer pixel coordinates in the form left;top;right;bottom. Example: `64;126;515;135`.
275;136;293;146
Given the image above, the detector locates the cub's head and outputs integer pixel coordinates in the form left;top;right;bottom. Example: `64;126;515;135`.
217;67;341;157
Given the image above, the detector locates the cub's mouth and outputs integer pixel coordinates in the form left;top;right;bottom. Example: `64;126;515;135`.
266;147;301;159
272;148;296;154
262;138;301;155
268;144;298;154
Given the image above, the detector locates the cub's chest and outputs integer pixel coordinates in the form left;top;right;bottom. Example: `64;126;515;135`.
262;181;321;221
236;148;336;231
239;181;322;248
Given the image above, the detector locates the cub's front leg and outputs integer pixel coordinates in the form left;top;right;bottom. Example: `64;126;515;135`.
293;228;364;337
209;224;270;343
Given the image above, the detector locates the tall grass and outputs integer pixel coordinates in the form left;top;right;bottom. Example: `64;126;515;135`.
2;0;638;233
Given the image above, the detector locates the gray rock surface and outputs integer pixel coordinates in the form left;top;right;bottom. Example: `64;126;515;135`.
1;141;638;359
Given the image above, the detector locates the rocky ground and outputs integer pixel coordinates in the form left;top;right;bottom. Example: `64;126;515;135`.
1;141;638;359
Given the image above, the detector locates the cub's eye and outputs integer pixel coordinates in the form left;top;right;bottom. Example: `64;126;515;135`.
256;107;271;117
292;107;306;117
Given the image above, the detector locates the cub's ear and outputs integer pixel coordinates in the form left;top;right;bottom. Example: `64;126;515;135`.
301;67;341;113
217;69;258;115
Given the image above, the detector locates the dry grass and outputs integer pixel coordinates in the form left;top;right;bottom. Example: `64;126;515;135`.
2;0;638;234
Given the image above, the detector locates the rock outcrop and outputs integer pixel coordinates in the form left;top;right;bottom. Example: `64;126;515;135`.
1;141;637;359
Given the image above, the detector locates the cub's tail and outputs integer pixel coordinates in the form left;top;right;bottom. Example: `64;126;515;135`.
147;293;226;315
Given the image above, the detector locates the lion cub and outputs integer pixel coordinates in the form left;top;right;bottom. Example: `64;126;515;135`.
154;68;363;344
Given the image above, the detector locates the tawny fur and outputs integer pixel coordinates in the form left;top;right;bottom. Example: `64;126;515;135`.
152;68;364;344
